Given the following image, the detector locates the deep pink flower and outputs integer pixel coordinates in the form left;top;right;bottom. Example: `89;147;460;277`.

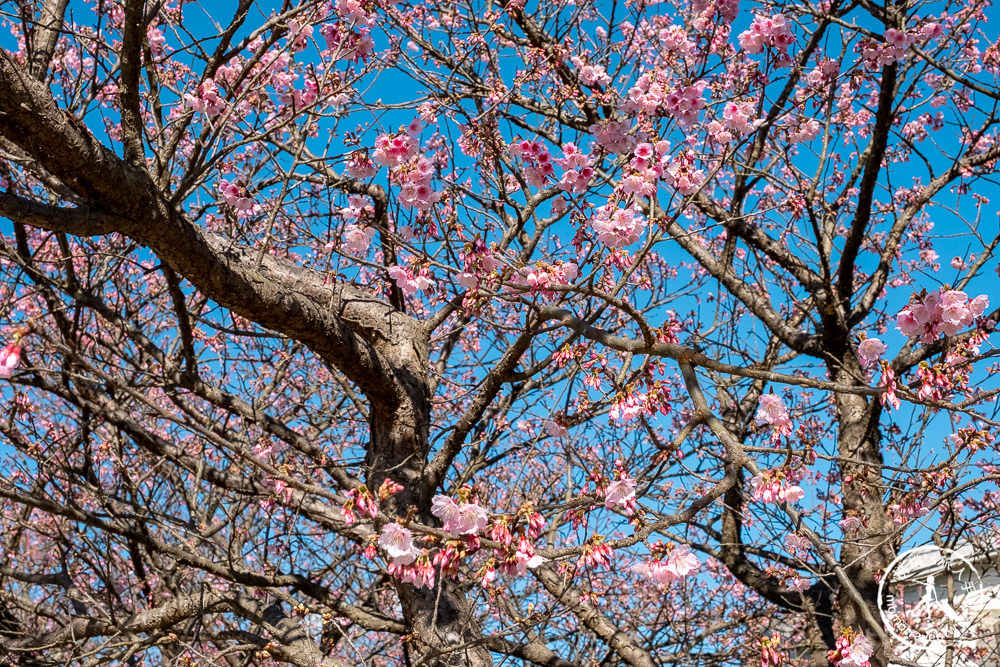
0;343;20;378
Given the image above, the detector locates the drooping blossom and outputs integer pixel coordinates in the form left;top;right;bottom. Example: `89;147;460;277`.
756;394;792;435
750;471;805;504
378;523;419;564
388;556;435;589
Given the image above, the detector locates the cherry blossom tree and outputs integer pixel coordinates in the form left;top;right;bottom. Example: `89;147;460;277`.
0;0;997;665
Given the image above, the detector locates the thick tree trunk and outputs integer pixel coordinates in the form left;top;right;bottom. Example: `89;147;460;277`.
833;357;895;667
365;326;492;666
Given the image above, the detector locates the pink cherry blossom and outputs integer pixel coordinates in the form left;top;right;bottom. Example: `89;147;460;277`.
378;523;418;564
387;266;433;296
431;495;488;536
591;205;646;247
756;394;792;436
0;342;21;378
857;337;887;367
342;224;375;255
839;516;863;532
784;533;811;552
604;475;637;511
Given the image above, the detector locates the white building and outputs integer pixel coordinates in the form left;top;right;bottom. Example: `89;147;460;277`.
881;543;1000;666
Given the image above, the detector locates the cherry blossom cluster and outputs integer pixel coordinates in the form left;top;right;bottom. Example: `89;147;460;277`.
373;132;419;168
749;469;805;504
340;480;402;525
218;180;261;218
184;78;226;116
722;100;758;134
553;143;594;196
507;139;555;188
618;141;667;198
387;265;433;296
624;75;706;125
378;524;436;588
755;393;792;437
827;630;874;667
737;14;795;54
345;151;377;179
570;56;611;88
456;239;503;289
662;151;706;196
788;117;822;143
490;506;547;576
396;157;441;211
508;261;579;293
632;544;700;586
588;120;635;154
948;427;994;453
878;362;901;410
887;495;930;526
431;494;489;536
896;288;989;342
604;465;637;514
591;204;647;248
319;21;374;61
333;0;375;25
688;0;739;30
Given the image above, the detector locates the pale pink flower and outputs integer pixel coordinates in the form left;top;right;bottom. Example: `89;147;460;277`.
839;516;863;532
431;495;488;536
666;545;700;578
543;420;567;438
605;476;637;511
784;533;811;552
840;634;874;667
342;224;375;255
378;524;418;564
857;337;887;367
756;394;792;435
788;577;810;592
782;485;805;503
